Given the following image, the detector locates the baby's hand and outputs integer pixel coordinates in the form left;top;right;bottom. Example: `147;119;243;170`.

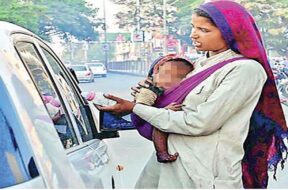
135;88;157;105
131;77;153;97
165;102;183;111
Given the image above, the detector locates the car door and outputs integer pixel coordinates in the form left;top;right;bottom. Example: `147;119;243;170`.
0;76;43;188
0;34;85;188
12;33;119;188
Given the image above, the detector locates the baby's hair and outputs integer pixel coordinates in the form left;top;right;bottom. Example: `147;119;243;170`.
171;58;193;68
193;8;216;26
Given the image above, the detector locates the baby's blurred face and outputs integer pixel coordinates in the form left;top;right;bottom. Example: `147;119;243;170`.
153;61;192;89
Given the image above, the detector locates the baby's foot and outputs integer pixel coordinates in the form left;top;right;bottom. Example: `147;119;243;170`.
156;152;179;163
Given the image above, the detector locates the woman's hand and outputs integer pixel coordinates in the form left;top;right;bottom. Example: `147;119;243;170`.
97;94;136;117
131;77;153;97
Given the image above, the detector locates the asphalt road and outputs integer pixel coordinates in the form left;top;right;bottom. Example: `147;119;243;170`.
80;73;154;188
79;72;288;188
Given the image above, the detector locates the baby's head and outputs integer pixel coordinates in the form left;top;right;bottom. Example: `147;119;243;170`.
152;58;193;89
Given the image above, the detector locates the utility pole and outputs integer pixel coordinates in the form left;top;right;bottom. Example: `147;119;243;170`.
103;0;108;68
136;0;140;31
163;0;167;55
136;0;142;61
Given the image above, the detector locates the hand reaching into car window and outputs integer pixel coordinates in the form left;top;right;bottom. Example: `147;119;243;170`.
97;94;135;117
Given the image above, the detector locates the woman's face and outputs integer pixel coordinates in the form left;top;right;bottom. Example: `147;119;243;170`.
190;14;228;56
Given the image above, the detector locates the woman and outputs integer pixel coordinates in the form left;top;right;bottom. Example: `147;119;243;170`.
99;1;287;188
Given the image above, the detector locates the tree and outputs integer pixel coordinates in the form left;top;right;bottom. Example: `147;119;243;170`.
170;0;204;46
33;0;102;42
0;0;103;42
111;0;179;33
0;0;44;34
239;0;288;57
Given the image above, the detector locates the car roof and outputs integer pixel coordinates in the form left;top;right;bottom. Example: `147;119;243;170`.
69;64;89;67
0;21;35;36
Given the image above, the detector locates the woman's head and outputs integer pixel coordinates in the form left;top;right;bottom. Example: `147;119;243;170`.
194;2;287;189
190;8;228;55
194;1;268;66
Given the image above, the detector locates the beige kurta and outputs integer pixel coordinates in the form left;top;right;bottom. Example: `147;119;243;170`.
133;49;267;189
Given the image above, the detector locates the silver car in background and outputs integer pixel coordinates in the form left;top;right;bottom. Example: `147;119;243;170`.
87;62;107;77
69;64;94;82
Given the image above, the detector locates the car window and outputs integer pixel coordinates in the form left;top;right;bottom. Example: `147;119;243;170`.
40;47;94;142
0;79;39;188
15;42;79;149
69;65;87;71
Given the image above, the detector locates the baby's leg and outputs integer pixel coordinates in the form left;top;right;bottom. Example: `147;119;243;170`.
152;128;179;163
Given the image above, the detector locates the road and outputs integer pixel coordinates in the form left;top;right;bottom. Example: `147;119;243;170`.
80;73;154;188
79;72;288;188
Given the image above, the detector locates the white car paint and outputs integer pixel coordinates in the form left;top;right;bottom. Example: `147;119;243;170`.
0;21;121;189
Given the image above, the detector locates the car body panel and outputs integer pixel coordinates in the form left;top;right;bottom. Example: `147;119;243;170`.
0;21;119;188
6;177;46;189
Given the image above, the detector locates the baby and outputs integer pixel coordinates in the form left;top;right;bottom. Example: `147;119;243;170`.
135;57;193;163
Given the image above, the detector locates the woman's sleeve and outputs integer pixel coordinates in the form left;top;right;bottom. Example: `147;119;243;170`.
132;62;267;136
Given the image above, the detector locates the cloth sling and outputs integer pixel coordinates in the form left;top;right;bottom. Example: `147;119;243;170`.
131;56;247;139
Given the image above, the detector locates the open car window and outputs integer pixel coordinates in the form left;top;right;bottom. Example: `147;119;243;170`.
15;41;79;149
39;46;95;142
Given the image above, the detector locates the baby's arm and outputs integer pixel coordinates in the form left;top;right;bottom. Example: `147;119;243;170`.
164;102;183;111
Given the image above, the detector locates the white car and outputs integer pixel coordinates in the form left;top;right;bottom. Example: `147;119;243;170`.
0;21;133;188
69;64;94;82
87;62;107;77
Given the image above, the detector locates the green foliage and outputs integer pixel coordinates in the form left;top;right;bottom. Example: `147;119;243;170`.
0;0;44;34
111;0;179;32
34;0;101;41
111;0;287;56
172;0;204;45
110;0;204;46
239;0;288;56
0;0;102;42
